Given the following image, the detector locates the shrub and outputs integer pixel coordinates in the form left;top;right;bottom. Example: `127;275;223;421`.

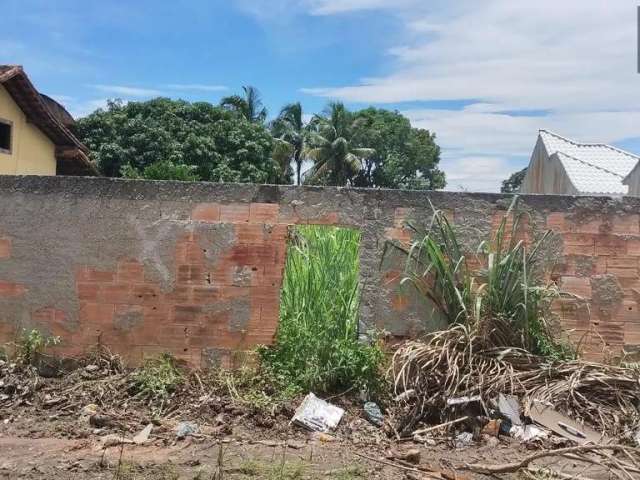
397;197;573;358
260;225;384;393
15;328;60;365
133;353;184;398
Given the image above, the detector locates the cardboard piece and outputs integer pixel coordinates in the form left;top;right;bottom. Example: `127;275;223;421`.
528;400;607;445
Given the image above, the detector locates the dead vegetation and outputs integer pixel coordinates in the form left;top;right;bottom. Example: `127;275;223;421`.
381;198;640;479
390;325;640;439
0;344;299;435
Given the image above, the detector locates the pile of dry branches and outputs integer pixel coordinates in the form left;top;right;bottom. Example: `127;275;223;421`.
390;325;640;439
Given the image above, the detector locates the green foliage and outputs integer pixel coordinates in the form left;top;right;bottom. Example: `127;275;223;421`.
398;197;573;358
236;458;306;479
351;107;445;190
133;353;184;398
220;85;268;124
261;225;384;393
121;160;200;181
75;94;444;190
15;329;60;365
219;366;300;413
271;102;305;185
74;98;284;183
304;102;374;186
501;167;527;193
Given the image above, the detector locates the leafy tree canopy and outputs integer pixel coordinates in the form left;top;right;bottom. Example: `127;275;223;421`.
74;98;283;183
350;108;445;190
501;167;527;193
75;96;445;190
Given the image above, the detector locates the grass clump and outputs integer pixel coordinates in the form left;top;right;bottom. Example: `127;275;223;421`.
398;197;573;358
14;328;60;365
133;353;184;398
261;225;384;393
236;458;306;479
220;366;300;413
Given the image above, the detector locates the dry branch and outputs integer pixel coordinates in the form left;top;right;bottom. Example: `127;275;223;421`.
463;445;640;475
390;325;640;438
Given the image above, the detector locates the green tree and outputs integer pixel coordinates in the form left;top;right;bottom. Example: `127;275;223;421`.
271;102;306;185
501;167;527;193
220;86;268;124
351;107;445;189
74;98;285;183
304;102;374;186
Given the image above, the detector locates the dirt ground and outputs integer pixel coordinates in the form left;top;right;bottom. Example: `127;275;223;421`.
0;358;624;480
1;417;532;480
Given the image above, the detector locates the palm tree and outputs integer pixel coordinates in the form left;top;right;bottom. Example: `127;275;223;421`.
220;86;267;123
271;102;305;185
304;102;374;186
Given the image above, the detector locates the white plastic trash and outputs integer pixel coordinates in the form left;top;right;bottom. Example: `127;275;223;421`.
292;393;345;432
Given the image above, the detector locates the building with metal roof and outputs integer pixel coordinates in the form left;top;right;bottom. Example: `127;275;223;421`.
520;130;638;196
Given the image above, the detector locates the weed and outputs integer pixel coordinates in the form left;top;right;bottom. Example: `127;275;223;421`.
236;459;261;476
260;225;384;393
14;328;60;365
235;458;306;479
114;461;179;480
396;197;574;358
218;366;299;414
328;466;367;479
133;353;183;398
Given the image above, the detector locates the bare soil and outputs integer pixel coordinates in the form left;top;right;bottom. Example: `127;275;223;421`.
0;359;612;480
1;419;530;480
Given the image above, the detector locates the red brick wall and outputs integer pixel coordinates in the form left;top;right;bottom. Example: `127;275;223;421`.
1;176;639;365
0;200;346;368
383;206;640;359
67;202;293;368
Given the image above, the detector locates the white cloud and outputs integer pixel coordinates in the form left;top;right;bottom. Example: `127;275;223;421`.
441;156;513;193
296;0;640;191
165;84;228;92
305;0;419;15
403;107;640;160
90;84;163;97
49;94;74;104
235;0;418;20
67;98;114;118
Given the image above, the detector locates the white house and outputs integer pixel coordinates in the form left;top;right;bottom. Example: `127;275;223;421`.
520;130;640;196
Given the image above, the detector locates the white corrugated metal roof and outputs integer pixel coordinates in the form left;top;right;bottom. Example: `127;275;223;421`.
539;130;639;195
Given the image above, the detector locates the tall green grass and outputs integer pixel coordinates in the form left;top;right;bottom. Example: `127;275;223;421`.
261;225;383;393
398;198;573;358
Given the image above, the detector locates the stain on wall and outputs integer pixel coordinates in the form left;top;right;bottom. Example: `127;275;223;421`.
0;176;639;364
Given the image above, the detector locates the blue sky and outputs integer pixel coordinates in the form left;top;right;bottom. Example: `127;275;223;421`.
4;0;640;191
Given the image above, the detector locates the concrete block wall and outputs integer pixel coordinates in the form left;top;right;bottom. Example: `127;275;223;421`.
0;176;638;365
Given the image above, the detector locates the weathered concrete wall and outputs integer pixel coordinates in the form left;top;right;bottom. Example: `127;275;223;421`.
0;176;638;365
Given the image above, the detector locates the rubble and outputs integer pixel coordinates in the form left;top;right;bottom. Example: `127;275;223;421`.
133;423;153;444
389;448;420;464
454;432;473;448
175;421;198;439
364;401;384;427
